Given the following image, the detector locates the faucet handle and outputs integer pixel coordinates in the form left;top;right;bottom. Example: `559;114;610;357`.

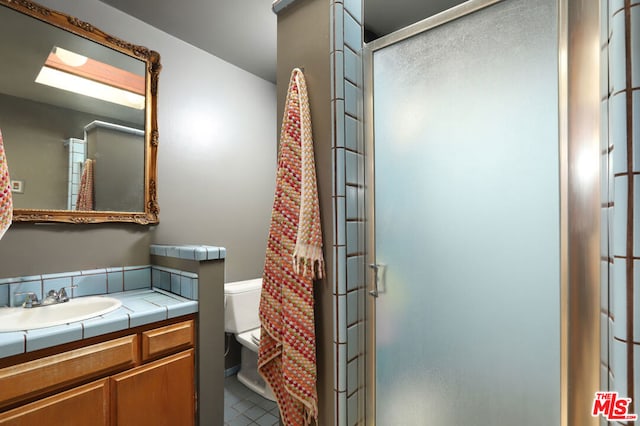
57;285;77;302
14;291;39;308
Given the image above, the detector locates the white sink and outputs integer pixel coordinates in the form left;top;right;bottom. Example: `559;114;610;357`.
0;296;122;332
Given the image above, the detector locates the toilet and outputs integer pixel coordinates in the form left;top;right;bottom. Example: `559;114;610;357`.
224;278;275;401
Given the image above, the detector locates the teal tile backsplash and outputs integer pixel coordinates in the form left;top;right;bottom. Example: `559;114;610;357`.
0;285;7;307
107;271;124;293
73;273;108;297
151;265;199;301
124;267;151;291
0;263;200;307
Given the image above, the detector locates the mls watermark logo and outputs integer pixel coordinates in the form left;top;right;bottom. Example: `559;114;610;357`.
592;392;638;421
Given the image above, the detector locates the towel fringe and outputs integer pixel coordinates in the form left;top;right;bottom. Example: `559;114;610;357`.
293;244;324;279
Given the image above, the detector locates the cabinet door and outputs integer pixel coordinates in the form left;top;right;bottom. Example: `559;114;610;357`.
110;349;194;426
0;378;109;425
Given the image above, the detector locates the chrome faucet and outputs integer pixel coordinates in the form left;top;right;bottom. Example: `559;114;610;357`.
15;286;76;308
14;291;40;308
43;286;76;305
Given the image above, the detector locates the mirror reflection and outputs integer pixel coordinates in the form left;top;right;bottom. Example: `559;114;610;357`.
0;3;148;214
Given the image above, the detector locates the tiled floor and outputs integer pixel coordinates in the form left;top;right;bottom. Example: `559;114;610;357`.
224;374;281;426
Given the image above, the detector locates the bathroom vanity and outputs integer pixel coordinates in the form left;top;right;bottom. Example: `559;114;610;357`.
0;244;227;425
0;316;195;425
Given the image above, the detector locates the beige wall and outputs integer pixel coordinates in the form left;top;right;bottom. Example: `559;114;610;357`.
277;1;335;423
0;0;277;282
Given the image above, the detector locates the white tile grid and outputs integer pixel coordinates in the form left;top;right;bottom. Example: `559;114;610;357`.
335;195;346;247
337;246;347;295
338;294;347;344
335;100;346;149
610;95;627;174
612;260;627;340
613;176;628;257
347;291;358;326
331;1;345;424
613;339;629;403
331;0;364;424
335;145;346;198
347;358;358;397
333;3;344;53
610;11;626;94
607;2;640;410
337;390;347;426
344;0;361;26
347;256;363;292
335;50;345;101
601;311;609;364
337;341;347;392
343;11;362;54
347;391;358;426
601;257;610;315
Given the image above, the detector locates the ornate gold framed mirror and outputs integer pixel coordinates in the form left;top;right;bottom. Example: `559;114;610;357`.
0;0;160;224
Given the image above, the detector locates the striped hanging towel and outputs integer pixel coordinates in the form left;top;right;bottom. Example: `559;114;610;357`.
258;68;324;426
0;129;11;239
76;159;94;211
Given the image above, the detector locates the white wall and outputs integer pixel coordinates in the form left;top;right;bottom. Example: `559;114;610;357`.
0;0;277;282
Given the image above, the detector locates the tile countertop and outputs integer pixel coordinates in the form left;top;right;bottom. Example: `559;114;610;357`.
0;288;198;360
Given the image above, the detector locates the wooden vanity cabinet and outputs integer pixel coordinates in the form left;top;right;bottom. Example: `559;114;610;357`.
0;378;109;426
111;349;195;426
0;317;196;426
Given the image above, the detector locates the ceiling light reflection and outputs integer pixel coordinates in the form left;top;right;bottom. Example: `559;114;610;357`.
53;47;88;67
35;66;145;110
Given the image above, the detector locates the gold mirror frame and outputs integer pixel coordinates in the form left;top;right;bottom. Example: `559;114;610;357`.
1;0;160;224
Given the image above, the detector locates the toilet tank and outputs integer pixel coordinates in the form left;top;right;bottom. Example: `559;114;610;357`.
224;278;263;334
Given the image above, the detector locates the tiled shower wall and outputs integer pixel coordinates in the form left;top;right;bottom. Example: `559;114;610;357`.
330;0;365;425
327;1;633;425
609;0;640;420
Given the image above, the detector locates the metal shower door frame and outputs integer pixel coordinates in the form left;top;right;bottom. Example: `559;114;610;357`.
362;0;601;424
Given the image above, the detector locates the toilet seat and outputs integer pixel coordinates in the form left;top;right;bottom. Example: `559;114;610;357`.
251;328;261;346
236;327;261;352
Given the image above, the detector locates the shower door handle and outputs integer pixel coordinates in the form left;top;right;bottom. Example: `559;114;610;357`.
369;263;380;297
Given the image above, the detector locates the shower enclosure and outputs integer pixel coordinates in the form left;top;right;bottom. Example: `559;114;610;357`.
364;0;601;424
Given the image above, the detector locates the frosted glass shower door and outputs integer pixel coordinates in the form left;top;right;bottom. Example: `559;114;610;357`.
369;0;560;424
